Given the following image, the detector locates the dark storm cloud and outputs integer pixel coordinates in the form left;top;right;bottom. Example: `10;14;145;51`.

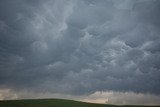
0;0;160;95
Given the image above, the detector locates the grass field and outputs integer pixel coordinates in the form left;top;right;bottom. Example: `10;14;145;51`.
0;98;159;107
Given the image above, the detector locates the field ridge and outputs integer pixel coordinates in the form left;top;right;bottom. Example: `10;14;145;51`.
0;98;159;107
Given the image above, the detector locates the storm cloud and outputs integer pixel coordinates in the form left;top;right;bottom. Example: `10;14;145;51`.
0;0;160;103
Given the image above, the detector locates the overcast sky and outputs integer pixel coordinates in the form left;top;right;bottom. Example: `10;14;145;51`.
0;0;160;105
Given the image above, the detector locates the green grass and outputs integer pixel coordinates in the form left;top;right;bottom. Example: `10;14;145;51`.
0;98;159;107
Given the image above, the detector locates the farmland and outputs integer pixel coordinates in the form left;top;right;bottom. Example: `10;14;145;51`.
0;98;159;107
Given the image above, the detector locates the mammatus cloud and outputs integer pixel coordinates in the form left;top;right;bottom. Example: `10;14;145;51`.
0;0;160;105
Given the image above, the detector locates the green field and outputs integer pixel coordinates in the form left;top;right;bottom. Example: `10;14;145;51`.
0;98;159;107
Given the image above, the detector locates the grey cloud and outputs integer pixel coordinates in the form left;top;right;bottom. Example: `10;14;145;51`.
0;0;160;98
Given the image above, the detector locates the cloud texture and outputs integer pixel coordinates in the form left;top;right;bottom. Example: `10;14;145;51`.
0;0;160;102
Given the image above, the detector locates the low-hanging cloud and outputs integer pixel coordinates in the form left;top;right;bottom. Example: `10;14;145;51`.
0;0;160;99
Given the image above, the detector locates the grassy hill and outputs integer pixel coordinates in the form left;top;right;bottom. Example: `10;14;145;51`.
0;98;159;107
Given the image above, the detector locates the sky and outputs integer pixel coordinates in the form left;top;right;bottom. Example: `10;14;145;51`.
0;0;160;105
